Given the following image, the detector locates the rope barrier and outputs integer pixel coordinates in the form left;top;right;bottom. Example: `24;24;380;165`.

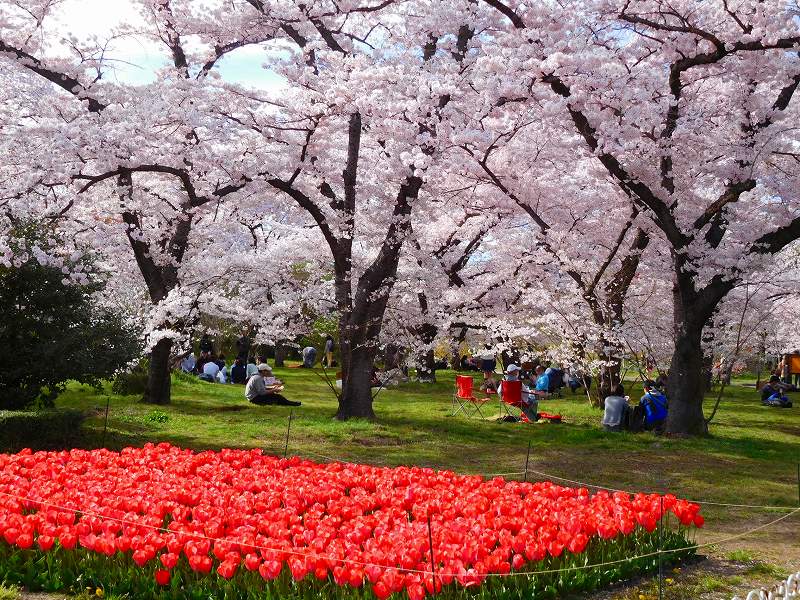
276;447;797;512
523;468;800;511
0;489;797;580
296;450;528;480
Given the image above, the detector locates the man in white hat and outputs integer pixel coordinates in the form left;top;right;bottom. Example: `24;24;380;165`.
498;363;538;421
245;364;301;406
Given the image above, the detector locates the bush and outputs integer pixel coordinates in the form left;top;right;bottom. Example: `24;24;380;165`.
0;222;141;409
0;409;86;452
112;363;149;396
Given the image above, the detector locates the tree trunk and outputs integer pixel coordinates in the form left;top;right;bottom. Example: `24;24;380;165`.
415;348;437;383
274;342;287;367
384;344;401;370
596;346;622;406
336;340;376;420
666;327;707;435
143;337;172;405
414;324;438;383
666;257;734;435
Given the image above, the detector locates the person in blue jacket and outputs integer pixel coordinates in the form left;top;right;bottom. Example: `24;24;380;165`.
640;380;668;433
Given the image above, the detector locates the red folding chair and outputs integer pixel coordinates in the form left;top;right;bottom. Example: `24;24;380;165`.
452;375;489;418
499;379;526;420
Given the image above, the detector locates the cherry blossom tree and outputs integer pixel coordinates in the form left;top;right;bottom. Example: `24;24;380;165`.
477;0;800;434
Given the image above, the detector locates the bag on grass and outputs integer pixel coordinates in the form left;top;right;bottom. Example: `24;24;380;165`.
626;404;646;432
497;415;520;423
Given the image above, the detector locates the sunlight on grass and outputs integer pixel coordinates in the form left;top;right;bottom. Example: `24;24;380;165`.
54;368;800;523
0;584;19;600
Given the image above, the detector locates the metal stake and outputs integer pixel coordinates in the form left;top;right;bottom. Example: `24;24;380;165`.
523;440;531;482
283;409;293;458
427;514;436;594
658;495;664;600
101;394;111;448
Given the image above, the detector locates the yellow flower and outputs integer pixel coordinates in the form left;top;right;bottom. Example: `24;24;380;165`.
672;567;681;573
665;578;674;585
638;594;648;600
95;588;104;598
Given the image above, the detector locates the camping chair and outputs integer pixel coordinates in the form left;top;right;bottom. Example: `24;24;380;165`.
452;375;489;418
499;380;526;420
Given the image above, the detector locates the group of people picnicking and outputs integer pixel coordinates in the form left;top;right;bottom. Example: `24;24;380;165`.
601;380;669;434
178;331;302;407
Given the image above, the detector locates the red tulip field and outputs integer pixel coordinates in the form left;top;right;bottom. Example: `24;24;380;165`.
0;443;702;599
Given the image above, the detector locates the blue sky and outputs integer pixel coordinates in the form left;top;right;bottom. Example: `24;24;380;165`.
54;0;283;90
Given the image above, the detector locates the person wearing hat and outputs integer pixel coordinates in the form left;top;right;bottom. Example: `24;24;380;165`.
639;380;668;433
498;364;538;421
245;364;301;406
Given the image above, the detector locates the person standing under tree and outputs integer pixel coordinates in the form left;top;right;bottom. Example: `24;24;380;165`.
324;335;335;367
199;333;214;355
235;328;251;362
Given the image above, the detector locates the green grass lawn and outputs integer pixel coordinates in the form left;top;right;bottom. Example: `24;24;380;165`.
49;366;799;599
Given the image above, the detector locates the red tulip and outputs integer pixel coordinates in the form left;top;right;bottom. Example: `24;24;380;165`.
217;559;238;580
59;533;77;550
258;560;282;580
160;552;179;569
37;535;55;552
244;553;261;571
16;533;33;549
373;581;391;600
155;569;171;586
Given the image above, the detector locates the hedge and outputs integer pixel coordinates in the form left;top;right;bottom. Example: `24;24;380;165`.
0;409;86;452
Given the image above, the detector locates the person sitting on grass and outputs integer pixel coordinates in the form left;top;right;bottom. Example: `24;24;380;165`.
301;346;317;368
640;380;668;433
480;371;498;394
533;365;550;397
199;356;220;383
245;355;260;380
245;364;301;406
230;357;247;384
498;364;538;422
601;383;629;432
760;375;793;408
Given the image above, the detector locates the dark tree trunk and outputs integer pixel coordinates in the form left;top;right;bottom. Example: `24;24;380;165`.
415;348;437;383
414;324;438;383
336;336;376;420
384;344;402;370
666;260;733;436
596;344;622;406
274;342;287;367
666;327;707;435
143;337;172;405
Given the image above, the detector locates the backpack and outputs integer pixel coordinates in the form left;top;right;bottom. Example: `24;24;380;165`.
627;404;646;433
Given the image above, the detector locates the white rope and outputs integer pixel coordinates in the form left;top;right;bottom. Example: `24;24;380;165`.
0;489;796;579
523;468;800;511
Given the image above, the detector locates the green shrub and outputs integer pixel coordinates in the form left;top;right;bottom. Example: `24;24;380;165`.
0;222;141;410
0;409;86;452
112;366;149;396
